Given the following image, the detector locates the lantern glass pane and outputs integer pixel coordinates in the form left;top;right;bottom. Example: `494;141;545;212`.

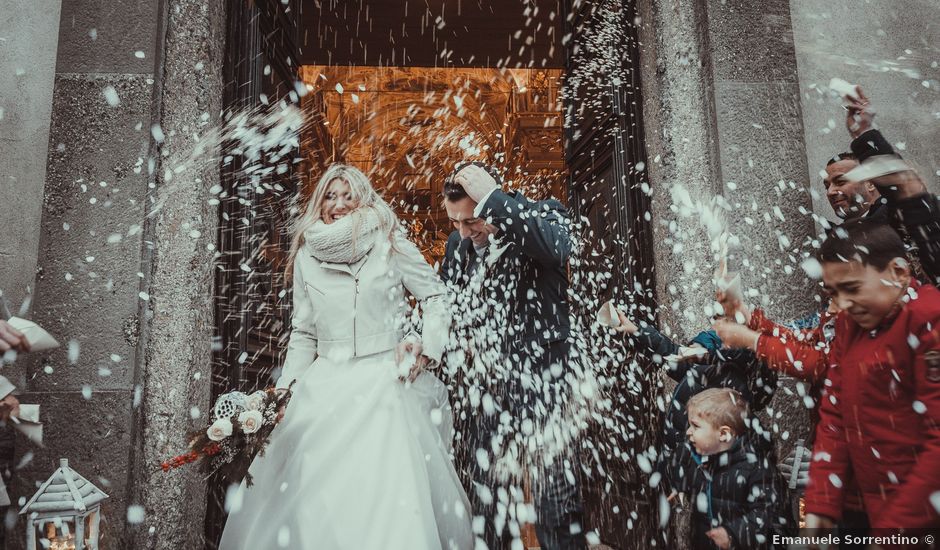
38;517;78;550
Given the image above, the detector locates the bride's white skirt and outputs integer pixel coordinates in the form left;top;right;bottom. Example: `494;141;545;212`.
219;351;474;550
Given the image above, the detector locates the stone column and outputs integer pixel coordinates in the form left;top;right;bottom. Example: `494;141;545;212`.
12;0;163;547
636;0;819;535
636;0;724;340
638;0;817;337
0;0;62;308
704;0;817;324
702;0;820;478
127;0;224;547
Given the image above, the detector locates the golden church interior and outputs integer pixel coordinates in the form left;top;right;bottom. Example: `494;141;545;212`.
298;66;566;262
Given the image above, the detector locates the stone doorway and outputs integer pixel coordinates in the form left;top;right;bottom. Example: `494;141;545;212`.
208;1;660;548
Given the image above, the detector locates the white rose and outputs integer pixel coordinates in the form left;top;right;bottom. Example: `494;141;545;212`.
238;410;264;434
207;418;233;441
245;391;266;412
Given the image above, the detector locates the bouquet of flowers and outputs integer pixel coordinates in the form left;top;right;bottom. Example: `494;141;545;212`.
161;383;293;487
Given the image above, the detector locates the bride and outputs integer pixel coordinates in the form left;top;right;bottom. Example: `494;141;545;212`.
219;164;473;550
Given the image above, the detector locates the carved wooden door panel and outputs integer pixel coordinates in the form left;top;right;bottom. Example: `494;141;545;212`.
207;0;301;546
563;1;662;547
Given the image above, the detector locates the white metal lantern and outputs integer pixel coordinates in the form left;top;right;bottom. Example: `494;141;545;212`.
20;459;109;550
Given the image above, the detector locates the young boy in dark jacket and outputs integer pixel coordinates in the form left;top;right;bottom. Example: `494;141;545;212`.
615;316;779;495
685;388;789;549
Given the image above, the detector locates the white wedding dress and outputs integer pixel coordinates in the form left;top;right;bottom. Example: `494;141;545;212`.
219;220;473;550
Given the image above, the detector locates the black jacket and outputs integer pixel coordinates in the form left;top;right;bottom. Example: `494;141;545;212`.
633;325;778;448
688;438;793;549
441;189;572;349
632;325;779;495
851;129;940;284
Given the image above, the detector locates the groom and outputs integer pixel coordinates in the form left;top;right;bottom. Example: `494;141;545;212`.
440;162;586;550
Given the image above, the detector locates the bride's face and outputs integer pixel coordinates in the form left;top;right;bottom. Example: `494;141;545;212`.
321;178;360;224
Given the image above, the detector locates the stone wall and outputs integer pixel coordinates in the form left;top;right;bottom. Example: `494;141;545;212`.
4;0;224;547
9;0;161;546
126;0;224;546
639;0;817;339
637;0;820;541
0;0;62;309
790;0;940;218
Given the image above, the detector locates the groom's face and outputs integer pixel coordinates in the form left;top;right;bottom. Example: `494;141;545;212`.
444;196;497;247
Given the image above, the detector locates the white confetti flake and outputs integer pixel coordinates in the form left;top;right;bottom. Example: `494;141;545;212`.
696;492;709;513
67;340;80;364
800;258;823;279
151;124;165;143
828;473;843;488
277;526;291;547
126;505;145;524
658;492;671;527
475;448;491;472
102;86;120;107
636;453;652;474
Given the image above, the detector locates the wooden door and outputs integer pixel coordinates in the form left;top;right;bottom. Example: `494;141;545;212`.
206;0;301;546
563;0;661;547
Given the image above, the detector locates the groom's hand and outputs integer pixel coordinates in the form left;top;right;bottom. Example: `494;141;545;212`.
453;164;499;203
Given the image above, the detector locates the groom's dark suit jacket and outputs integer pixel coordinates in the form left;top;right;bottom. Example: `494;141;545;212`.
440;189;572;352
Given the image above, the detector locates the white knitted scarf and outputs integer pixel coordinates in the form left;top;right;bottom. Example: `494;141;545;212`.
304;208;382;264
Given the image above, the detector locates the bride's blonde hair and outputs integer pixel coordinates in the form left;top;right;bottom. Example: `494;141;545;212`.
286;164;398;278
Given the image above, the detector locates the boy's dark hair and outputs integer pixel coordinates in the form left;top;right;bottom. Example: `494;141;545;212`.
442;161;503;202
826;151;857;166
817;219;906;270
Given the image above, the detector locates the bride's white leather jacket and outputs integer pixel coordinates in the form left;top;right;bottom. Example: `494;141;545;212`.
276;230;450;388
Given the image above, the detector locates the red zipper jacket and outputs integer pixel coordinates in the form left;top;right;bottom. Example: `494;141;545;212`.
749;308;832;383
804;281;940;529
748;307;867;511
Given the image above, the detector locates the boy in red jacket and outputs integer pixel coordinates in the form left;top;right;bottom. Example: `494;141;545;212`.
805;219;940;532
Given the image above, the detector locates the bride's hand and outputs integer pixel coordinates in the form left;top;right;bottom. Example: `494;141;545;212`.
274;388;289;423
395;340;427;382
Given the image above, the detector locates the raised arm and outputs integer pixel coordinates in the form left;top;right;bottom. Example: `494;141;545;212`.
394;231;452;362
849;129;940;283
453;164;571;266
843;88;940;283
475;190;572;266
276;260;319;389
747;308;830;382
